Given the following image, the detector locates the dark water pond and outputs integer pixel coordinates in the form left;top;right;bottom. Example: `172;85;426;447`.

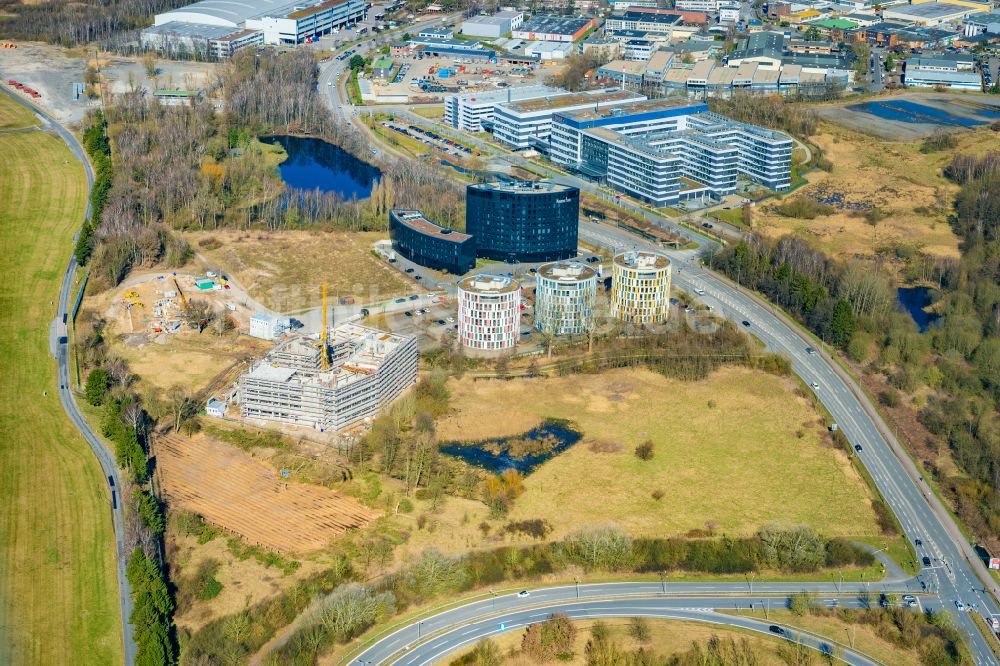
898;286;939;332
439;420;582;475
848;100;985;127
262;135;381;199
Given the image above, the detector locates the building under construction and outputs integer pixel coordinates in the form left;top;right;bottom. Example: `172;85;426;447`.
238;323;418;432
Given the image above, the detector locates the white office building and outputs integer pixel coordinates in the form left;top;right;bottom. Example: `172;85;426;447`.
444;85;567;132
611;251;672;325
550;101;792;207
461;9;524;37
249;312;291;340
534;262;598;336
491;88;646;150
457;275;522;351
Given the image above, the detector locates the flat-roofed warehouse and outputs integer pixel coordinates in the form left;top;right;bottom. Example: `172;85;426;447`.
145;0;366;54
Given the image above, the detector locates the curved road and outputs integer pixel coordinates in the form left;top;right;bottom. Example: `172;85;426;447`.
0;87;137;665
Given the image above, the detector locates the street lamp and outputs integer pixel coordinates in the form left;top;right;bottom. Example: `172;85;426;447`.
575;576;580;599
659;571;666;594
746;572;756;596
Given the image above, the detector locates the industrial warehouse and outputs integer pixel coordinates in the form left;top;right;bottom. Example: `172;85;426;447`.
238;323;418;431
142;0;366;56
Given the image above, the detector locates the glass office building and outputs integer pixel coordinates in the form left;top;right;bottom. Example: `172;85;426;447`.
389;209;476;274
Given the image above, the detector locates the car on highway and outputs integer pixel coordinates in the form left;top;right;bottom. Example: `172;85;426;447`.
414;275;422;280
915;538;922;546
517;590;530;598
810;381;820;390
405;268;414;273
408;294;419;300
768;625;785;636
395;298;406;303
806;347;815;354
854;444;863;452
956;600;967;612
741;320;751;327
923;556;932;566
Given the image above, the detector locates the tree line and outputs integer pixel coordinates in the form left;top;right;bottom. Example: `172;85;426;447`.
187;522;873;665
0;0;186;45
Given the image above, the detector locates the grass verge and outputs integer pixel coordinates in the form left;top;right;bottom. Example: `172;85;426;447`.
0;96;122;665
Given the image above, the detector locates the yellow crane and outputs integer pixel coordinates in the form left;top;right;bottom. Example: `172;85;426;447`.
321;282;329;371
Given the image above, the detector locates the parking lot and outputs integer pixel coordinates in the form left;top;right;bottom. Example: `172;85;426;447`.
382;119;479;157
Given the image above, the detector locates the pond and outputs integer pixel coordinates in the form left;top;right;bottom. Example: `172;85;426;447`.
898;286;939;333
439;419;582;475
262;135;381;200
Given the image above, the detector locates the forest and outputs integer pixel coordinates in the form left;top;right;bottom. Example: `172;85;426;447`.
0;0;186;44
711;150;1000;552
74;49;465;292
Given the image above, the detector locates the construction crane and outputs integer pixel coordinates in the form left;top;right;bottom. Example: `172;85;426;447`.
173;278;189;311
321;282;329;371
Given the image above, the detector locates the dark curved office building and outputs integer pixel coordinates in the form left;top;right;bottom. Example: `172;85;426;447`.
466;181;579;263
389;209;476;274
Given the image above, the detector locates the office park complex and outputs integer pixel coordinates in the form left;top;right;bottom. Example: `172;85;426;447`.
5;0;1000;661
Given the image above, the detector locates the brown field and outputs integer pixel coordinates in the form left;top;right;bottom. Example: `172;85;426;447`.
170;532;325;632
436;367;879;539
752;122;1000;260
185;229;414;311
155;433;380;554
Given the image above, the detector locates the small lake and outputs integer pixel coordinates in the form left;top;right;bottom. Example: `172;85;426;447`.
262;135;381;200
439;420;582;475
898;286;939;332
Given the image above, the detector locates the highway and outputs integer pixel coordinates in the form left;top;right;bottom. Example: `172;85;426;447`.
335;105;1000;665
0;88;137;665
352;581;937;665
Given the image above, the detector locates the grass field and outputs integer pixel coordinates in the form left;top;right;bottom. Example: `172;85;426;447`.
184;229;414;311
436;367;879;539
0;96;122;664
754;122;985;260
0;96;37;129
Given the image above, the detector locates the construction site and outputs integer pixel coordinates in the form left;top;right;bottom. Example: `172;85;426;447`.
238;319;419;432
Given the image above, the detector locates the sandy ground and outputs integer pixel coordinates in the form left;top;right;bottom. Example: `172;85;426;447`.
814;92;1000;140
0;42;219;124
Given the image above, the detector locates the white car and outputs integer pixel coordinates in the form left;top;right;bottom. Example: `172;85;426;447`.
327;81;333;86
955;600;967;612
810;382;820;390
446;316;455;323
517;590;530;598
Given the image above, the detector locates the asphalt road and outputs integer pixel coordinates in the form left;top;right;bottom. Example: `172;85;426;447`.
353;582;935;665
0;88;137;665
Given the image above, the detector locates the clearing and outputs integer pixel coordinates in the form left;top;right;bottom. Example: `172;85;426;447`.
184;229;414;312
155;433;380;554
0;95;122;664
436;367;879;539
752;121;987;261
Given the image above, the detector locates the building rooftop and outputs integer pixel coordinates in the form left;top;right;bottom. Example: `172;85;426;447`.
459;274;521;294
248;324;413;389
614;250;670;270
559;97;706;123
516;15;592;36
506;88;642;113
391;209;472;243
448;84;566;106
157;0;351;26
470;180;577;195
597;59;649;77
613;10;682;25
887;2;973;19
538;261;597;282
144;20;236;39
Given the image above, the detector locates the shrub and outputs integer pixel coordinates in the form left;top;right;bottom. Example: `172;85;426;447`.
651;489;665;501
85;368;111;406
397;498;414;514
634;439;655;461
775;197;834;219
